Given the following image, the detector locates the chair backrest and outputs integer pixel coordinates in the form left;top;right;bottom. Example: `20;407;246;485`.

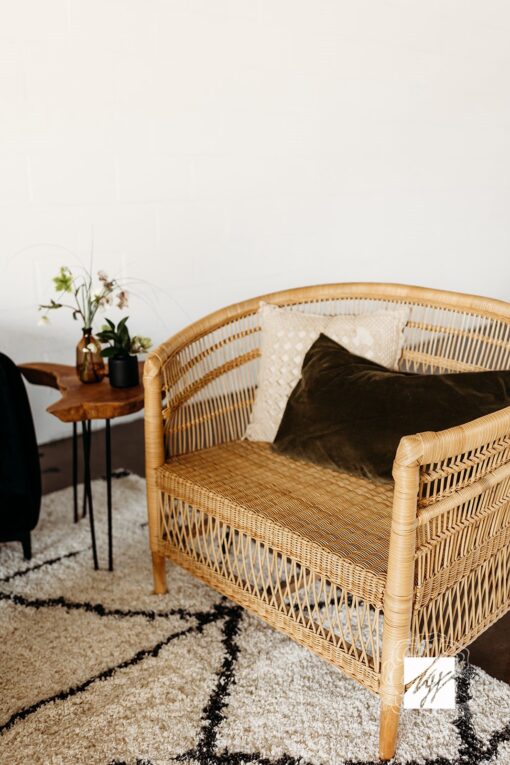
0;353;41;539
160;283;510;456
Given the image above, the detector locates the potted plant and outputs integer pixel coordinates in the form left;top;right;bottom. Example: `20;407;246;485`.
39;266;128;384
97;317;152;388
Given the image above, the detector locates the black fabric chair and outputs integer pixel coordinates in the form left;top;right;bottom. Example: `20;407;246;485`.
0;353;41;559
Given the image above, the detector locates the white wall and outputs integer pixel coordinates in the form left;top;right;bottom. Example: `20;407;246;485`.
1;0;510;443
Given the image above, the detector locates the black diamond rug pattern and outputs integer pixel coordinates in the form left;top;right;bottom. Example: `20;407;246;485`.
0;474;509;765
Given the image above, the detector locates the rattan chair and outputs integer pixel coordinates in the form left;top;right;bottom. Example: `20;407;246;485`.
143;283;510;760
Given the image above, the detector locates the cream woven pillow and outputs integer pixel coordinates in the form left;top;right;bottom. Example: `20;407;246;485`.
245;303;409;442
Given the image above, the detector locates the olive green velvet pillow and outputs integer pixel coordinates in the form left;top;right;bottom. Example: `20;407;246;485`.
273;334;510;480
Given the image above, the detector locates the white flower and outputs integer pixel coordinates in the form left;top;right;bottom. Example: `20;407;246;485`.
38;315;50;326
130;335;152;354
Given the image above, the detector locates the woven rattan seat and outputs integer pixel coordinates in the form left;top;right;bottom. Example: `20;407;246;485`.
144;283;510;760
156;440;393;590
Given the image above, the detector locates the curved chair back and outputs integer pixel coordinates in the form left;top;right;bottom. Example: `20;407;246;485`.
148;283;510;457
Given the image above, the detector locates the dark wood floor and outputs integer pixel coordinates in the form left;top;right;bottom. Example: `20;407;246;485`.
39;419;147;495
39;419;510;685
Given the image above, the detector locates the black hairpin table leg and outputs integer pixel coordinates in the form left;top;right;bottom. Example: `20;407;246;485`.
82;421;87;519
72;422;78;523
82;420;99;570
105;418;113;571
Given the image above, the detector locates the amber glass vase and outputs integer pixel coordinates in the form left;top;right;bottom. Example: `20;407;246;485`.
76;328;106;384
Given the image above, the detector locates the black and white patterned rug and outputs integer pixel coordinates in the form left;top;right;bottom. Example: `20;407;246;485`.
1;474;509;765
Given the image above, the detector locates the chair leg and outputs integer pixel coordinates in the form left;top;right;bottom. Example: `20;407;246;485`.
377;457;419;761
379;701;401;761
21;532;32;560
152;551;168;594
379;643;405;760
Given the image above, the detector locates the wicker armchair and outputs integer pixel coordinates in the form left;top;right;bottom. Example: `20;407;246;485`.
143;283;510;761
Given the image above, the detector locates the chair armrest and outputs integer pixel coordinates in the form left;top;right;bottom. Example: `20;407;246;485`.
380;405;510;708
394;405;510;523
392;406;510;658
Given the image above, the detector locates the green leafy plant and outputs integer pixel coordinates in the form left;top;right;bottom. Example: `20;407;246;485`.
39;266;128;328
96;317;152;358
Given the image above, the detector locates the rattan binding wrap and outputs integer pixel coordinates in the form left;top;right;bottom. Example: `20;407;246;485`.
143;283;510;761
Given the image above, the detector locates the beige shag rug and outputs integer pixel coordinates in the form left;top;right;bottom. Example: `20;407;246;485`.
1;473;509;765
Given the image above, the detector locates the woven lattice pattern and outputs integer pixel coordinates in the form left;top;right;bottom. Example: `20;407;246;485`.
154;442;396;689
412;434;510;657
159;291;510;460
162;314;259;457
156;442;393;583
144;283;510;760
155;499;383;691
245;303;409;442
418;434;510;509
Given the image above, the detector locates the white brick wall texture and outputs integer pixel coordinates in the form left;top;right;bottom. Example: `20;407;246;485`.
0;0;509;441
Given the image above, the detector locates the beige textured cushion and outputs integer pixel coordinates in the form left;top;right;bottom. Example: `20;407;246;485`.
245;303;409;442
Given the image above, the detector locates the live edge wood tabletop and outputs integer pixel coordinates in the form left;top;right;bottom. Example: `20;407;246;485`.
18;362;144;423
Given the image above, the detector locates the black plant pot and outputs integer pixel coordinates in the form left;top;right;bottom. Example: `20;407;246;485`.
108;355;139;388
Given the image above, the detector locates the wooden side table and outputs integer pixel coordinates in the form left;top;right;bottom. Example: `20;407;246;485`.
19;362;144;571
